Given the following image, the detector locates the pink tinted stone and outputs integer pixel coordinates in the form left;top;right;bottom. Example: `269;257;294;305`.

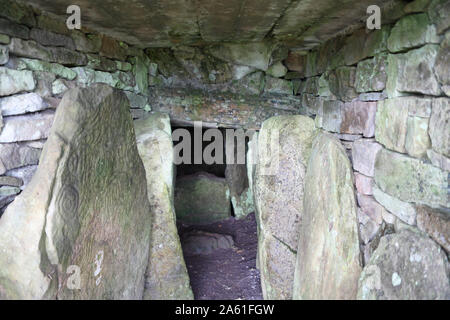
352;139;382;177
357;193;385;225
355;172;373;195
340;100;377;137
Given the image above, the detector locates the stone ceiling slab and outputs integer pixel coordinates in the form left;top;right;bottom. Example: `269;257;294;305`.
20;0;406;48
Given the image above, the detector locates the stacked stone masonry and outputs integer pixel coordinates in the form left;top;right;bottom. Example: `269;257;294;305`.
283;0;450;272
0;0;301;213
0;0;449;300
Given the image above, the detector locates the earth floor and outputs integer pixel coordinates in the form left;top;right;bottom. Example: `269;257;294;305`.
177;213;263;300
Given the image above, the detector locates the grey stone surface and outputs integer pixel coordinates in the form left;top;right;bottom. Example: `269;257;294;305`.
375;98;409;153
0;143;41;175
405;116;431;158
355;54;387;93
0;84;152;299
0;45;8;65
428;0;450;34
0;92;48;116
0;111;54;143
358;230;450;300
30;28;75;49
0;17;29;39
429;98;450;157
352;139;382;177
293;133;360;300
416;205;450;254
175;172;231;225
386;45;442;97
341;101;377;137
134;112;194;300
374;148;448;209
0;175;23;187
181;230;234;256
254;115;316;300
373;186;416;225
0;67;35;96
387;14;440;53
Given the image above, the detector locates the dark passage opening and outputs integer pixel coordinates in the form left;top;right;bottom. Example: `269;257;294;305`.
172;125;262;300
177;214;262;300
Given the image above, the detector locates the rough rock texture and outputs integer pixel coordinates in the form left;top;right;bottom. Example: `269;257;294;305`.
0;92;48;116
225;136;255;220
327;66;358;102
340;101;377;137
355;54;387;93
429;98;449;157
427;149;450;171
357;193;385;225
23;0;402;49
375;98;409;153
352;139;382;177
0;111;54;143
373;186;416;225
134;112;193;300
416;205;450;254
374;148;448;209
386;45;441;97
387;13;440;53
434;35;449;95
207;42;276;71
0;175;23;187
293;133;361;300
357;230;450;300
254;115;316;300
15;58;77;80
428;0;450;34
355;173;374;195
181;230;234;256
405;116;430;158
175;172;231;225
0;143;41;175
0;84;152;299
150;87;299;129
0;67;35;96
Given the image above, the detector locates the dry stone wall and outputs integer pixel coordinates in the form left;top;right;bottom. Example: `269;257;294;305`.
0;0;302;214
0;0;449;300
0;1;155;213
283;0;449;299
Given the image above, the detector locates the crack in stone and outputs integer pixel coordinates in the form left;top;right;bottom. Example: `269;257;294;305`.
272;234;297;255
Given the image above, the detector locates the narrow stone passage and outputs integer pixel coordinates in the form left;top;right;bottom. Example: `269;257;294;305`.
178;213;263;300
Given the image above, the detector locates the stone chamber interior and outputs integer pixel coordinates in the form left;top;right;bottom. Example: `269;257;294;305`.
172;125;261;299
0;0;449;300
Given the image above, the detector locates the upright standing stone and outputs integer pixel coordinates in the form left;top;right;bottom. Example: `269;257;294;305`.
293;133;361;300
358;230;450;300
225;133;255;220
0;84;152;299
134;112;193;300
254;115;316;300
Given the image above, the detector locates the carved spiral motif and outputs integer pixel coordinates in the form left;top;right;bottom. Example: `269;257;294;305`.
67;152;79;176
57;185;79;215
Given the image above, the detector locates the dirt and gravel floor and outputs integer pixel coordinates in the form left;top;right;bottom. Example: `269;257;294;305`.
177;213;263;300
